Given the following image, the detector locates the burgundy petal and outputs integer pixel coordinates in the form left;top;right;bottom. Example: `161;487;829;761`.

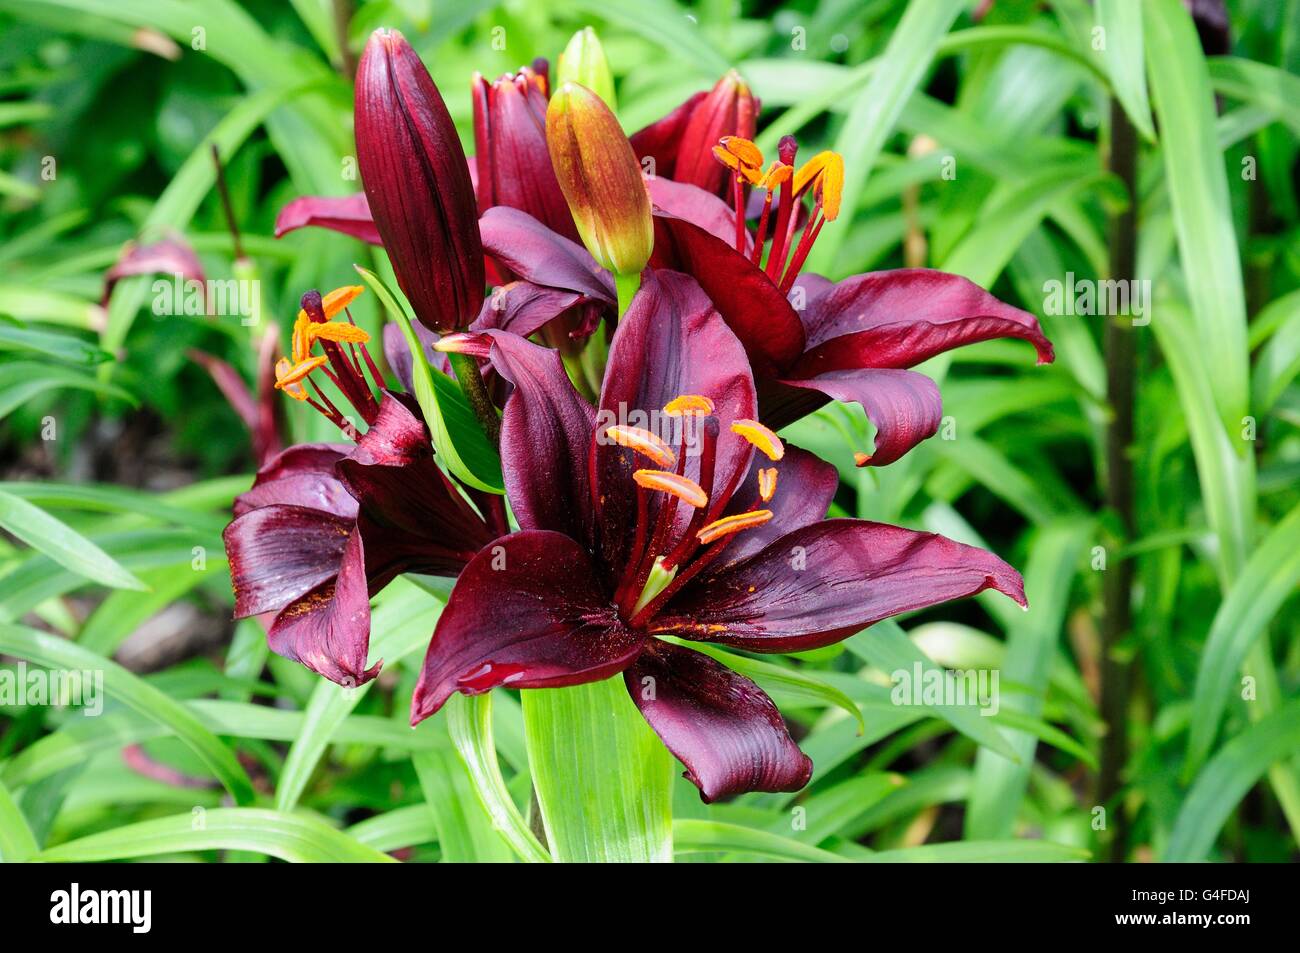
595;270;757;573
629;91;706;182
273;194;383;245
791;269;1054;376
411;530;644;723
336;395;496;577
102;237;204;307
481;330;597;547
719;443;839;564
651;214;805;375
624;640;811;802
471;280;583;340
266;527;380;687
771;368;943;468
479;206;615;304
648;176;750;251
657;518;1027;653
223;504;353;618
233;443;356;518
381;322;451;393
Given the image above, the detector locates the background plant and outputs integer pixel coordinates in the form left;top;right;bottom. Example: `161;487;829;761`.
0;0;1297;863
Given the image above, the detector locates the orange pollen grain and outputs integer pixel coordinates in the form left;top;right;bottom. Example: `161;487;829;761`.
719;136;763;168
758;467;778;502
295;285;365;325
731;419;785;461
275;355;328;392
633;469;708;508
696;509;773;546
607;426;677;468
308;321;370;346
663;394;715;416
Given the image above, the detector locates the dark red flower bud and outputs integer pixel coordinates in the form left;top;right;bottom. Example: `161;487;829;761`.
471;66;579;242
672;70;758;195
355;29;484;331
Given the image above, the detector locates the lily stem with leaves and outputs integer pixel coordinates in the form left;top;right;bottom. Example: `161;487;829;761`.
449;350;500;446
1098;97;1137;863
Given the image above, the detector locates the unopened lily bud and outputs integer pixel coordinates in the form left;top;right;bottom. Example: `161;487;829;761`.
546;82;653;277
557;27;616;109
355;29;484;331
674;70;758;195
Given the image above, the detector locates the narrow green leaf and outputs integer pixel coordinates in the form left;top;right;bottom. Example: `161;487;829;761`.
0;622;255;805
523;677;674;862
445;693;550;863
1096;0;1156;140
35;808;395;863
673;819;852;863
1167;700;1300;861
0;488;145;591
1145;0;1250;428
1187;500;1300;773
0;321;109;364
0;778;38;862
0;361;134;418
864;840;1089;863
412;748;514;862
354;265;503;493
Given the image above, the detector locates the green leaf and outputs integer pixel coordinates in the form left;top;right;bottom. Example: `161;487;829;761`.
0;488;145;591
0;622;255;805
347;805;437;853
1096;0;1155;140
0;321;110;363
522;677;674;862
1208;57;1300;137
964;520;1090;839
78;562;224;656
0;361;134;418
673;819;853;863
863;840;1089;863
354;265;503;494
0;778;38;862
562;0;729;77
445;693;550;863
1167;700;1300;862
412;748;514;862
807;0;964;273
1186;500;1300;773
1145;0;1250;429
35;808;395;863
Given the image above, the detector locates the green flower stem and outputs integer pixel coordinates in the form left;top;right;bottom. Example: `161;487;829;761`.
448;350;501;447
521;677;674;862
615;271;641;319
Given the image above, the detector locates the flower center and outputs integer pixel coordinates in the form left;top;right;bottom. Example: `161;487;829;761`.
274;285;385;433
712;135;843;294
606;395;784;626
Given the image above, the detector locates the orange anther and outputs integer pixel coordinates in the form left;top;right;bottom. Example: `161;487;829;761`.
633;469;708;508
696;509;773;546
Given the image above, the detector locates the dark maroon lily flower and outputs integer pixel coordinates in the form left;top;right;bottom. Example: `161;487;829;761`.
412;271;1026;801
222;289;500;686
472;63;579;243
479;130;1054;467
355;29;484;332
630;70;758;196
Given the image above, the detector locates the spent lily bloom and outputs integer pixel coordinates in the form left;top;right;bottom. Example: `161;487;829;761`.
412;271;1026;801
354;29;484;331
222;286;501;686
478;129;1054;467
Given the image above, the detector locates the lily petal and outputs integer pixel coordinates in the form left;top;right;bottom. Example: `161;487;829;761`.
223;504;354;618
720;443;839;563
266;527;381;687
768;368;944;468
595;270;757;573
648;177;749;251
381;321;451;393
411;530;644;723
471;280;583;341
651;214;805;375
273;194;383;245
657;518;1026;653
482;330;597;548
624;639;811;801
629;91;706;183
479;206;615;303
792;269;1054;376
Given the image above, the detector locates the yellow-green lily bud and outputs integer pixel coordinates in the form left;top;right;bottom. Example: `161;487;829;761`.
557;27;615;109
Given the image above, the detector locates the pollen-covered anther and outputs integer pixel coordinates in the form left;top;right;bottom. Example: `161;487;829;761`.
274;356;327;398
793;151;845;221
608;426;677;469
758;467;778;502
309;321;370;346
712;137;764;185
757;161;792;191
696;509;773;546
662;394;716;416
297;285;364;325
633;469;708;509
731;418;785;461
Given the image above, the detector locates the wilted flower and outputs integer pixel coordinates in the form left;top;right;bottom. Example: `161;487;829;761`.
355;29;484;331
413;272;1026;801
